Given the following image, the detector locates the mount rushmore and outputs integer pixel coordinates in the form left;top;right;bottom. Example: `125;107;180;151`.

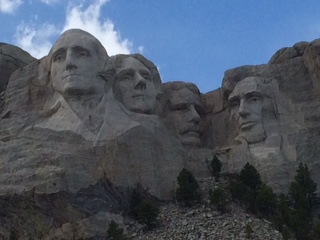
1;29;320;238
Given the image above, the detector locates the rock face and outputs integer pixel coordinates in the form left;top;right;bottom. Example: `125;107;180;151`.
0;29;211;239
1;28;320;238
210;38;320;194
0;43;35;112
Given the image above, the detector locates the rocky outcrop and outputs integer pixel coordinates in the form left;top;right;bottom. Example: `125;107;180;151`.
2;29;320;238
0;43;35;112
211;38;320;194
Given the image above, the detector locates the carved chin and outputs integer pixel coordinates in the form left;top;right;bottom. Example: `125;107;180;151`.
125;99;155;114
239;129;266;144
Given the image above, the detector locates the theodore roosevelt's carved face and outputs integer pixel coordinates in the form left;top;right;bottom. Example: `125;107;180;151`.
50;30;107;97
114;57;157;114
163;82;202;146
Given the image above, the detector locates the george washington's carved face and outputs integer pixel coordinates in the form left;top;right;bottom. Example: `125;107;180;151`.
50;30;107;97
114;57;157;114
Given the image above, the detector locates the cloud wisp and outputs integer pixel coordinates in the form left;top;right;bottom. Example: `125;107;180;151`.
63;0;132;56
0;0;22;13
13;0;134;58
14;21;59;58
40;0;59;5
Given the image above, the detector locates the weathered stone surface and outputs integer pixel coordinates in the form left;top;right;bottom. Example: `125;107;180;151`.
3;29;320;238
0;43;34;91
0;29;212;238
161;81;202;146
215;39;320;194
0;43;35;112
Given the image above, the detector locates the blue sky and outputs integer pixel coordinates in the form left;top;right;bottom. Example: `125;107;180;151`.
1;0;320;93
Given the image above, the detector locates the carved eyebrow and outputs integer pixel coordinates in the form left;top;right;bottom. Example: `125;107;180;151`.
170;102;188;110
244;91;263;98
52;47;66;59
228;95;239;103
73;46;90;55
139;69;151;76
116;69;135;79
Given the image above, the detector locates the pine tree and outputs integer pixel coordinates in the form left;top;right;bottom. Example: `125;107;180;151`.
107;220;126;240
209;187;227;213
176;168;200;206
210;155;222;181
288;163;317;240
289;163;317;213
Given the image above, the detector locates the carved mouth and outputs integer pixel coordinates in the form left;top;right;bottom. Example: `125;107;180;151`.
183;130;200;137
132;94;145;98
180;127;200;136
63;74;79;79
240;121;257;129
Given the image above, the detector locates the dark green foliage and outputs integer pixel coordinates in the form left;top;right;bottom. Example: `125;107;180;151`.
134;200;159;229
224;162;319;240
286;163;317;240
176;168;200;206
130;188;142;218
210;155;222;181
278;193;291;226
9;228;19;240
289;163;317;214
313;220;320;239
130;187;159;230
256;184;277;215
209;187;227;213
107;220;126;240
281;227;291;240
239;163;262;193
289;207;312;240
228;174;246;201
227;163;277;215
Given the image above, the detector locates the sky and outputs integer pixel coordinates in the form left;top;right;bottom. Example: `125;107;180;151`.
1;0;320;94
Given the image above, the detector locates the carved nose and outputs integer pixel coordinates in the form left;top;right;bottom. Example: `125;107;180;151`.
134;73;146;90
189;105;200;123
238;100;250;117
65;52;77;70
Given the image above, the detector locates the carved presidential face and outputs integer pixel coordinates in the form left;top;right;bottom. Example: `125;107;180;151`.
114;57;157;114
50;30;107;97
228;77;271;143
164;84;202;146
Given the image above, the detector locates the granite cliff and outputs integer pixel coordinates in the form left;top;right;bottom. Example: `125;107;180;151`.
0;29;320;239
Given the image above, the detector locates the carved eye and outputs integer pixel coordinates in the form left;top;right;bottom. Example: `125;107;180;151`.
229;100;239;108
249;96;261;103
122;75;131;81
144;76;151;81
53;54;64;62
79;51;88;57
172;104;188;111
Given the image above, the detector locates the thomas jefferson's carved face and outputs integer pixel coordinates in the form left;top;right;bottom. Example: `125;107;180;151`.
114;57;157;114
228;77;272;143
50;31;106;97
164;85;202;146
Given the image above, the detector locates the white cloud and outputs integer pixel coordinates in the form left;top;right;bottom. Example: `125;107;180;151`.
13;0;136;58
0;0;22;13
14;22;59;58
40;0;59;5
62;0;132;56
138;46;144;54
